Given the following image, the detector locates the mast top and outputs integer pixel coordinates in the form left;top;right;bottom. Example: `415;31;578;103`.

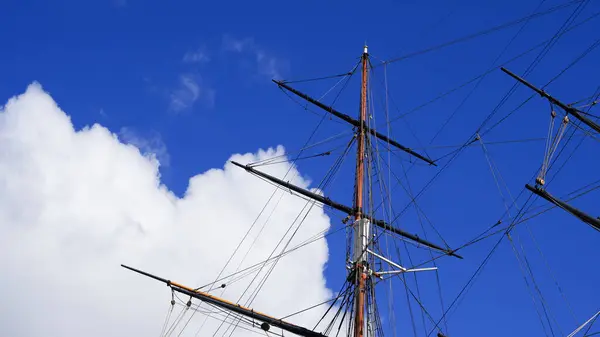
363;44;368;55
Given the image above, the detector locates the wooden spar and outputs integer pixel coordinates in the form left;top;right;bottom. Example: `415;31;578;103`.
272;82;437;166
500;67;600;231
121;265;327;337
229;160;462;258
230;161;352;213
352;45;369;337
525;184;600;231
501;67;600;133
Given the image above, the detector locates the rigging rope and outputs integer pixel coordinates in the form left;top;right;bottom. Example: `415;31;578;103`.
208;59;360;337
281;71;354;84
175;4;600;337
277;58;361;125
525;222;579;324
189;177;288;335
542;37;600;90
537;109;570;186
376;6;600;134
411;137;548;150
380;2;597;232
425;193;537;337
517;233;564;336
420;130;600;335
160;298;175;337
403;174;600;274
582;312;599;337
165;303;189;337
368;66;452;337
188;64;360;337
249;150;333;167
247;131;352;167
443;103;600;326
193;224;347;292
382;61;402;337
311;279;352;331
567;311;600;337
479;133;577;333
543;86;600;187
427;0;551;151
369;140;441;336
219;134;355;337
368;60;430;160
479;134;558;336
425;118;597;334
477;0;588;135
507;233;555;337
379;0;585;66
478;1;594;139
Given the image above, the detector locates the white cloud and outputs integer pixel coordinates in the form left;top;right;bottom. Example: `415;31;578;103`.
183;49;210;64
169;74;215;112
222;35;288;80
119;127;170;167
0;83;338;336
223;36;254;53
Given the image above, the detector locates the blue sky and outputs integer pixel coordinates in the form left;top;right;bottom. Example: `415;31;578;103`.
1;0;598;336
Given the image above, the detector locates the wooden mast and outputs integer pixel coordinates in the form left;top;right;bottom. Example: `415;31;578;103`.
353;44;369;337
121;46;465;337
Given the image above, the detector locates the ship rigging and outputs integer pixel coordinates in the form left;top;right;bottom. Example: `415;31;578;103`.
122;1;599;336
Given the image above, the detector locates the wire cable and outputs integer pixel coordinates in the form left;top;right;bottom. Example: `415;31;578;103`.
379;0;585;66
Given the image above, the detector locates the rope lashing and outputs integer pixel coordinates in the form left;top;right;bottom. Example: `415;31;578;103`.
537;105;569;187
